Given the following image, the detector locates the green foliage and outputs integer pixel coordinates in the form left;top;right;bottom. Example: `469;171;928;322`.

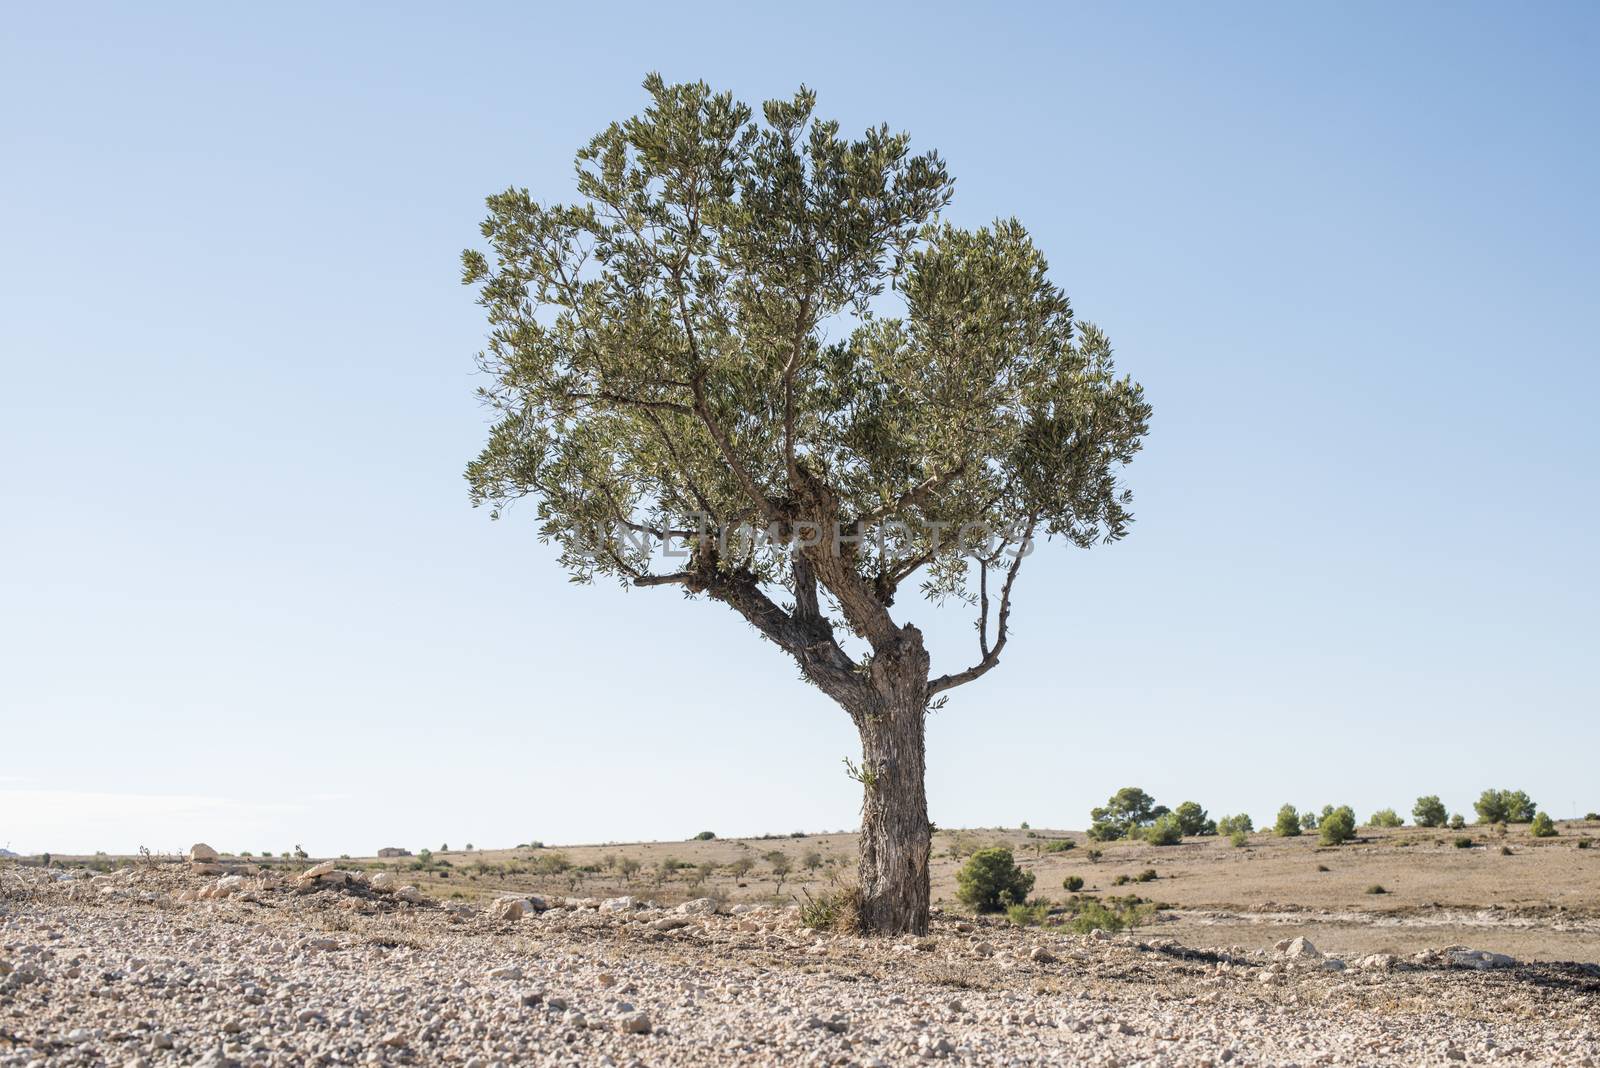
1299;810;1319;831
1368;808;1404;829
1005;901;1051;926
694;831;716;841
1173;801;1215;837
1274;805;1303;837
1412;795;1448;828
461;73;1150;708
1062;894;1157;934
1089;787;1163;841
1142;813;1183;846
1062;875;1084;892
1578;838;1592;849
1134;868;1158;883
1229;830;1250;848
1365;884;1387;895
1529;812;1557;838
1216;814;1253;836
1475;789;1537;825
1042;838;1076;854
955;847;1034;912
1448;813;1466;830
1319;806;1357;845
1454;836;1475;848
799;883;862;932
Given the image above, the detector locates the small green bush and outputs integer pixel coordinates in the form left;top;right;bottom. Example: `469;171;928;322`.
1043;839;1076;853
1005;901;1051;926
1112;873;1132;886
694;831;716;841
1365;884;1387;895
1299;810;1319;831
1412;795;1448;828
1368;808;1404;828
1086;849;1103;863
1586;813;1600;822
1142;813;1183;846
1319;806;1358;846
954;847;1034;913
1274;805;1303;837
1529;812;1557;838
1453;836;1474;848
1062;875;1084;892
1500;845;1514;855
1448;813;1466;830
1229;830;1249;848
1577;838;1592;849
1173;801;1216;837
1134;868;1158;883
1216;814;1254;836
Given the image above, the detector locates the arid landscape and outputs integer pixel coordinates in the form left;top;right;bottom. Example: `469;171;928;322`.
5;820;1598;1065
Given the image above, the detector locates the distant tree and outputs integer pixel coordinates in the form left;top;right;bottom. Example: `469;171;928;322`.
1274;805;1303;837
1475;789;1537;824
1089;787;1161;841
694;831;717;841
1173;801;1215;837
618;857;641;879
1368;808;1403;828
1319;806;1358;846
1529;812;1557;838
1448;813;1466;830
1144;812;1183;846
768;852;793;891
1216;814;1254;836
729;857;755;879
1299;809;1319;831
801;849;823;872
461;76;1150;934
1412;796;1448;828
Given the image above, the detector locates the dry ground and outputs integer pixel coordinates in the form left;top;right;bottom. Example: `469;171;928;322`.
58;819;1596;964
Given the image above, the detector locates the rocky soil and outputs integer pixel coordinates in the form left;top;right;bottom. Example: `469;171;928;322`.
3;863;1599;1067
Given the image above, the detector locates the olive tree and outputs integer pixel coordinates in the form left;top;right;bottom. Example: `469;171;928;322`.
461;76;1150;934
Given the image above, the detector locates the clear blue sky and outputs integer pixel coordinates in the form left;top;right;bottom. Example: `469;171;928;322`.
3;3;1596;856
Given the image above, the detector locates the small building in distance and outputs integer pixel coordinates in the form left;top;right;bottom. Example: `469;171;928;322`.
376;847;412;858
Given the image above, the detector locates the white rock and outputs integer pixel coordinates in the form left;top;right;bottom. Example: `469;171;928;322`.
1283;936;1321;960
599;895;636;912
369;872;398;892
298;861;336;881
1446;947;1516;970
487;964;522;980
488;897;526;921
618;1011;652;1034
189;843;219;863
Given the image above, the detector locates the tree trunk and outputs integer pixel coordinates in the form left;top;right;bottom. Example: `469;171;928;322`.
855;637;932;935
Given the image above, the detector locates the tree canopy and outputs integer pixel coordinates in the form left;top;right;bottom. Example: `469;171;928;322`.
462;75;1149;711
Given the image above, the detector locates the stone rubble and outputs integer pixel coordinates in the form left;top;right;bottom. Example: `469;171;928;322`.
0;864;1596;1066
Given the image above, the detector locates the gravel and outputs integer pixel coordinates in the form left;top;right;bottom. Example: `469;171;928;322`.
2;864;1597;1066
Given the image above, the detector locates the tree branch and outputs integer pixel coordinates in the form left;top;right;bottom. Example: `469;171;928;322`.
927;514;1038;696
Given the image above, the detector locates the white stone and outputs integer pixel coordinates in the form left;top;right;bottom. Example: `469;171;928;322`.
189;843;219;863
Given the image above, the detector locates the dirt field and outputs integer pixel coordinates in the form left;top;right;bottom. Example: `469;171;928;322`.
4;860;1598;1067
263;821;1600;965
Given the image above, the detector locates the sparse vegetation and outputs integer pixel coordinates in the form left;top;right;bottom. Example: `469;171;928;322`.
1530;812;1557;838
1365;883;1388;895
1042;839;1076;853
1413;795;1448;828
1449;813;1466;830
1454;836;1475;849
694;831;717;841
1216;814;1254;836
1143;813;1183;846
954;848;1034;913
1229;830;1250;848
1088;786;1162;842
1369;808;1404;829
1274;805;1303;837
1475;789;1537;825
1319;806;1358;846
1062;875;1084;892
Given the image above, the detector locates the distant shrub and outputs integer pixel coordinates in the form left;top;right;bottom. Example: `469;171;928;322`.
728;857;754;878
1173;801;1216;837
1500;845;1514;855
1063;894;1157;934
1062;875;1085;892
801;849;823;871
1586;813;1600;822
1530;812;1557;838
1412;796;1448;828
1365;884;1388;895
1369;808;1404;829
1453;836;1474;849
618;857;641;879
1043;839;1076;854
1142;813;1184;846
1112;873;1132;886
1315;863;1330;872
1229;830;1250;848
1005;901;1051;926
1448;813;1466;830
1578;839;1592;850
1274;805;1303;837
1134;868;1158;883
1216;814;1254;836
954;848;1034;913
1319;806;1358;846
1475;789;1537;825
1086;849;1103;863
1299;810;1319;831
1019;821;1030;830
694;831;716;841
